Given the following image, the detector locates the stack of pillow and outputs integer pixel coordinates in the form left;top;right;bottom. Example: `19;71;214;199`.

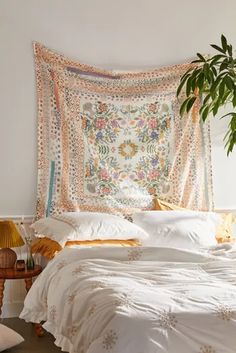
31;212;149;259
31;200;234;259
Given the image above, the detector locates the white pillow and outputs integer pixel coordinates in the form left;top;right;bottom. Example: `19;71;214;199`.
132;210;219;249
31;212;149;246
0;324;24;351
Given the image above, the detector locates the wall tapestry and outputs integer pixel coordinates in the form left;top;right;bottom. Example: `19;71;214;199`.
34;43;213;219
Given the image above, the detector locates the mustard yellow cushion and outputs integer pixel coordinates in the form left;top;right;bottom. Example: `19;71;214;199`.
215;213;235;243
154;198;186;211
153;198;235;244
31;238;62;259
31;237;140;259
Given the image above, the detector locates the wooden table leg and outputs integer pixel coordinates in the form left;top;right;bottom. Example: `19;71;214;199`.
24;278;32;293
34;323;44;337
24;278;44;337
0;279;5;318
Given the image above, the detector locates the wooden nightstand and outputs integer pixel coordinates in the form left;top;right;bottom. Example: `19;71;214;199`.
0;265;43;336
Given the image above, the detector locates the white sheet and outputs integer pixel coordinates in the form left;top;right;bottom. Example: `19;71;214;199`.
20;245;236;353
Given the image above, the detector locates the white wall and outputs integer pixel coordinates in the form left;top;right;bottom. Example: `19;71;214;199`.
0;0;236;215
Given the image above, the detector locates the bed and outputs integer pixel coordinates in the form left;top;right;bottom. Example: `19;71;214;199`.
20;242;236;353
22;43;236;353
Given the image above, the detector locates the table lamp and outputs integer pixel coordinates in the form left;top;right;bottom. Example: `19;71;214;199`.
0;220;25;268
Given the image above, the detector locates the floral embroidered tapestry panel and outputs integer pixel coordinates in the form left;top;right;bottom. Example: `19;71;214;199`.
34;43;213;219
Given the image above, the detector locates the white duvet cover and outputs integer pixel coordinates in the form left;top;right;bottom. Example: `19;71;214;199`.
20;246;236;353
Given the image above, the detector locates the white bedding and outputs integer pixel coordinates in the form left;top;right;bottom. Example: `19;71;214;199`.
20;245;236;353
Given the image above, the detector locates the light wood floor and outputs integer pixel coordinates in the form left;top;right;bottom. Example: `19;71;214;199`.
2;318;61;352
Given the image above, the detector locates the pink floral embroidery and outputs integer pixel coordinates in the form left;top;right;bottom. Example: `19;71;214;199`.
148;118;158;129
96;118;106;129
100;169;110;180
101;186;112;194
148;169;159;180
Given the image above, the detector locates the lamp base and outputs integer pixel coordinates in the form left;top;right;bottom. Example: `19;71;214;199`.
0;248;17;268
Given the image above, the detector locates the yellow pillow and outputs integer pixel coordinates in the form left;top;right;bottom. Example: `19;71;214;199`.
31;237;140;259
215;213;235;243
153;198;235;244
31;238;62;259
154;198;186;211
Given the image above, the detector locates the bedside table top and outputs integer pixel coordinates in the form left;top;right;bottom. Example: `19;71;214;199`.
0;265;42;279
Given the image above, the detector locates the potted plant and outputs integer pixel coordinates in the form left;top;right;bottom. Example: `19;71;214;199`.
177;35;236;155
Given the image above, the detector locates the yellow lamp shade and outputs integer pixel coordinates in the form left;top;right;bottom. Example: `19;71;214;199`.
0;220;25;248
0;220;25;268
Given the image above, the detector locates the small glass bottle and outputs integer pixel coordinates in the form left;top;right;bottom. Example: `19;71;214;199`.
26;246;35;270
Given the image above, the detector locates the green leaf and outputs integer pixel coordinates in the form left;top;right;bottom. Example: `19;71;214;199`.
201;105;210;121
210;89;216;100
227;45;233;56
199;104;206;115
180;68;194;81
212;99;220;116
221;90;232;105
186;96;197;113
221;34;227;51
224;127;231;140
218;71;228;78
230;114;236;128
196;72;205;90
210;44;226;54
227;70;236;79
180;98;190;116
210;54;226;66
186;76;193;96
226;135;235;155
191;76;197;91
221;112;234;119
211;66;218;76
191;59;203;64
211;76;222;93
196;53;206;62
190;69;202;88
176;73;190;97
219;59;229;72
224;117;236;155
225;76;234;90
219;80;225;97
184;67;202;85
233;92;236;107
203;94;211;105
203;63;210;76
207;69;214;84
